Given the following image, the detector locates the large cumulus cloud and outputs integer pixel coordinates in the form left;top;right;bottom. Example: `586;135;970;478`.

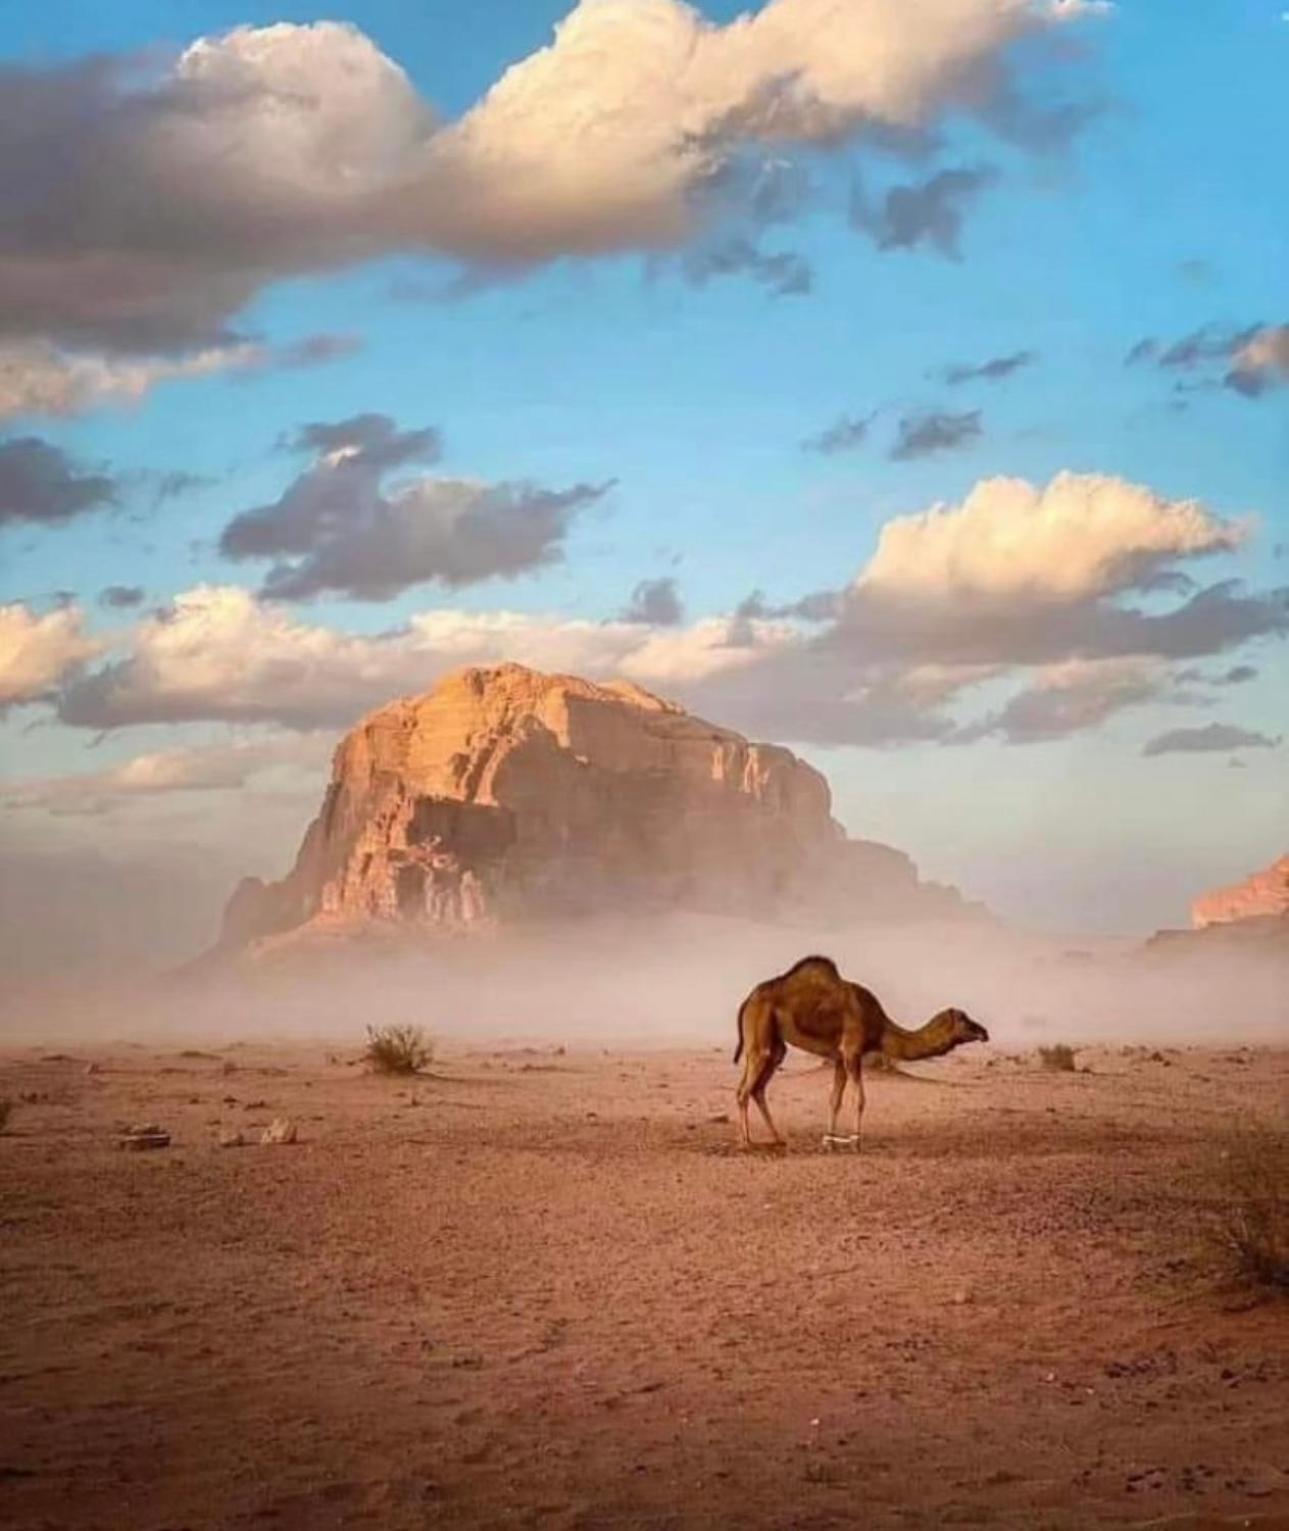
0;1;1105;400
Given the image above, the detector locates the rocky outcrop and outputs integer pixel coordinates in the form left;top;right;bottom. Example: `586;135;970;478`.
1191;855;1289;928
218;663;973;953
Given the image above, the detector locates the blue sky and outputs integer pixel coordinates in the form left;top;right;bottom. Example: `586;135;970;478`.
1;0;1286;953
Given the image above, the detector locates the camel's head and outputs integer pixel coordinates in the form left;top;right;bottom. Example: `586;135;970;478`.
942;1008;989;1047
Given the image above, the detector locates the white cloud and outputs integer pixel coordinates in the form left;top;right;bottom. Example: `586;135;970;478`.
0;335;363;421
54;585;782;730
858;471;1241;606
0;603;104;710
0;341;261;420
0;735;330;814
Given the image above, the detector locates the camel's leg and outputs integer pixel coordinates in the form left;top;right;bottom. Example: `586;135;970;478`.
846;1050;866;1153
735;1047;766;1148
826;1058;846;1140
751;1038;787;1147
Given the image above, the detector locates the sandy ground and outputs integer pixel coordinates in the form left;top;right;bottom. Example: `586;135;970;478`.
2;1040;1287;1530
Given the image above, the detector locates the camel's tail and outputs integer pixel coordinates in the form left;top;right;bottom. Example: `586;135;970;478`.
733;995;748;1063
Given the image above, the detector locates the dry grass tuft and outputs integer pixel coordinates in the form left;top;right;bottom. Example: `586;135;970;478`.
364;1024;435;1076
1193;1123;1289;1296
1038;1044;1077;1072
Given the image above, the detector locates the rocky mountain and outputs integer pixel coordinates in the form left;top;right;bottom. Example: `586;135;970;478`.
1191;854;1289;929
217;664;974;956
1143;852;1289;958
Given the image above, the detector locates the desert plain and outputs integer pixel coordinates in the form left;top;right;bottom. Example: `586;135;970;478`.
2;1036;1287;1531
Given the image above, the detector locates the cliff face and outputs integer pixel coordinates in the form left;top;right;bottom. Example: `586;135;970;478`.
219;663;970;952
1192;855;1289;929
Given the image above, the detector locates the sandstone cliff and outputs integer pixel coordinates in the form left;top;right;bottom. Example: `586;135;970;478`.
1191;854;1289;928
219;664;972;953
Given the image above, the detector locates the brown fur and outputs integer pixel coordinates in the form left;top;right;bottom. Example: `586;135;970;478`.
733;955;988;1150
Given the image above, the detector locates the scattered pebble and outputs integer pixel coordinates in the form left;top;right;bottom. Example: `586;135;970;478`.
118;1124;170;1151
261;1118;298;1145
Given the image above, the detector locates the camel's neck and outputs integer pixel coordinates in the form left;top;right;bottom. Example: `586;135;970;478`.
879;1012;957;1062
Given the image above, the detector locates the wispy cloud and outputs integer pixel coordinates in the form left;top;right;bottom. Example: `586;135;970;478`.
801;413;873;455
890;409;982;460
850;166;998;259
939;350;1035;386
1143;722;1281;756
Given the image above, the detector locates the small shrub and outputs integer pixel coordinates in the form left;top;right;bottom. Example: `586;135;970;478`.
1195;1125;1289;1295
1038;1043;1077;1072
364;1024;434;1076
0;1098;12;1133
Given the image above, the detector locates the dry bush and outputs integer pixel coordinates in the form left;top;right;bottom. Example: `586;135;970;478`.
364;1024;435;1076
1194;1124;1289;1296
0;1098;12;1133
1038;1043;1077;1072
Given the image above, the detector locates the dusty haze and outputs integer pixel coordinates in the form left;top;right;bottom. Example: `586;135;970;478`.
2;911;1284;1053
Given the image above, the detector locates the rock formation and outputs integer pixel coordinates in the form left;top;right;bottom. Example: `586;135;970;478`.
1191;854;1289;928
1143;852;1289;958
217;664;974;955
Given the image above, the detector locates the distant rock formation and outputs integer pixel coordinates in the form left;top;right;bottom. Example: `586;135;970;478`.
1143;852;1289;958
1191;854;1289;928
216;664;977;957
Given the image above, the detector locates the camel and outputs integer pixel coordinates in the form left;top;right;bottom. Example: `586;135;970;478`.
733;954;988;1150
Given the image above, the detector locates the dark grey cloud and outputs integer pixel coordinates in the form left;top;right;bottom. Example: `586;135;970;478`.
1174;661;1258;688
621;577;683;627
266;333;364;371
954;666;1160;746
1143;723;1281;757
735;589;841;623
1225;324;1289;397
1176;259;1215;286
284;415;442;473
99;584;145;609
849;166;998;259
220;414;606;602
890;409;982;461
940;350;1035;386
980;82;1104;152
1125;323;1258;371
801;413;872;455
1125;321;1289;399
0;436;116;526
823;579;1289;670
682;238;812;298
153;472;210;509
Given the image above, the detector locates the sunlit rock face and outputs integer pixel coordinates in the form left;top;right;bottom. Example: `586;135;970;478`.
1192;855;1289;929
218;663;972;951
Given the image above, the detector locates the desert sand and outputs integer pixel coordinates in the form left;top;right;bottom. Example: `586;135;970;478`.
2;1040;1287;1530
